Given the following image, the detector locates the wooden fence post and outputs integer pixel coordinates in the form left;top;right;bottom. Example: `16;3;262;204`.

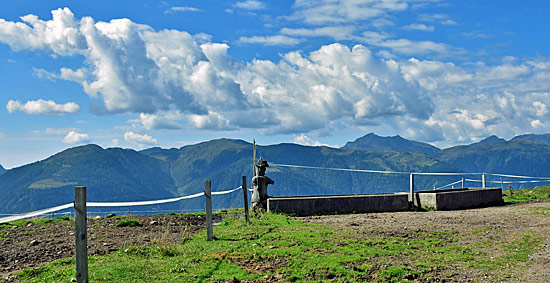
242;176;249;224
462;178;465;188
74;186;88;283
205;180;213;241
409;173;415;209
253;140;257;177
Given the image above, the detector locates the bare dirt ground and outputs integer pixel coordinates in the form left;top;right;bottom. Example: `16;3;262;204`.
0;213;221;279
1;202;549;282
300;201;550;282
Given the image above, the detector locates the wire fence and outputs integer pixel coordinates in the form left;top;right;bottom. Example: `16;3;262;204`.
0;186;243;224
270;162;550;191
2;162;550;224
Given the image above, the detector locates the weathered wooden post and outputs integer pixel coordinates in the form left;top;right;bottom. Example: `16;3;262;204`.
462;178;465;188
253;139;257;177
242;176;249;224
482;173;486;188
205;180;213;241
409;173;415;209
74;186;88;283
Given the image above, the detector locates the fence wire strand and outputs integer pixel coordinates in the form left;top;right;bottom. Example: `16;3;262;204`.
4;161;550;224
0;186;243;224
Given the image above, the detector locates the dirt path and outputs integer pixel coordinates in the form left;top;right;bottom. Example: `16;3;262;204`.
0;214;221;279
301;201;550;282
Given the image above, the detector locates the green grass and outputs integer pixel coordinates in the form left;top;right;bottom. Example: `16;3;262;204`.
503;186;550;203
0;216;72;228
14;213;543;282
115;219;142;227
469;232;541;278
530;207;550;216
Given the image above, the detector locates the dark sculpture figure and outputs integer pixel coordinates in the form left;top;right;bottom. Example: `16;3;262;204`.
251;158;274;211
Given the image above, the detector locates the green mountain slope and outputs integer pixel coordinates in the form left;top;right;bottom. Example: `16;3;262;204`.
511;133;550;146
0;145;177;214
436;139;550;177
259;144;460;195
145;140;462;210
342;133;440;157
471;135;506;145
4;135;550;215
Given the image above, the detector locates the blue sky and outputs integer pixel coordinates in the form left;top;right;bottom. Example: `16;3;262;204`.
0;0;549;169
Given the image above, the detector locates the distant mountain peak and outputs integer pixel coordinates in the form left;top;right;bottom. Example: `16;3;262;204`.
342;133;440;156
472;135;506;145
0;163;5;175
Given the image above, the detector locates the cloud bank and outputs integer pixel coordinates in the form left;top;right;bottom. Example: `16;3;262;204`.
6;99;80;115
124;131;158;145
0;8;549;145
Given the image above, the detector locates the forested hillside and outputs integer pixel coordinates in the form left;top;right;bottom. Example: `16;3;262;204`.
2;134;550;214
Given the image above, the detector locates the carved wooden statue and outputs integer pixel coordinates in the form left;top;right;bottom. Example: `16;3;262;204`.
251;158;274;211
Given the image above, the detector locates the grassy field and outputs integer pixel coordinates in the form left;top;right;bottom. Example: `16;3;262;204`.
502;186;550;203
13;214;543;282
10;186;550;282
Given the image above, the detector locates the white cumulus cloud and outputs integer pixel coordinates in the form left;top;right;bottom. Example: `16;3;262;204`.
403;23;434;32
293;134;337;147
234;0;266;11
418;13;458;25
1;8;550;146
281;26;356;41
238;35;301;46
6;99;80;115
140;113;182;130
63;131;90;144
124;131;158;145
531;120;544;128
290;0;404;25
167;7;201;13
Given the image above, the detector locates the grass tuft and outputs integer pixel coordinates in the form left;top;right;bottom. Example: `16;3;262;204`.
503;186;550;203
1;216;72;228
115;219;141;227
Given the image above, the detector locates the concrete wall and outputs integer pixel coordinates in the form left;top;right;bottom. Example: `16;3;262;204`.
267;193;409;216
414;188;503;210
267;188;503;216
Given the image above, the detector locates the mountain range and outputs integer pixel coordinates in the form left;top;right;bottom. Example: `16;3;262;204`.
1;133;550;214
0;164;5;175
511;134;550;146
342;133;440;157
